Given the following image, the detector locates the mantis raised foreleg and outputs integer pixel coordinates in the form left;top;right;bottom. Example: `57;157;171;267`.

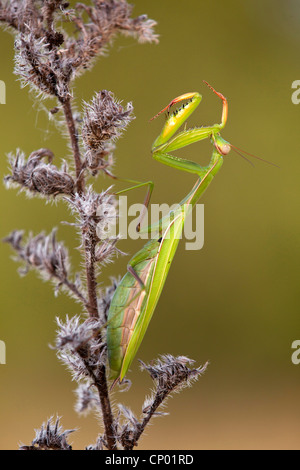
106;82;232;386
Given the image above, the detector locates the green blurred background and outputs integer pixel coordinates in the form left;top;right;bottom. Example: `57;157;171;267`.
0;0;299;450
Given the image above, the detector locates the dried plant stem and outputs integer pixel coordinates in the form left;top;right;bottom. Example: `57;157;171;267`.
81;354;117;450
84;239;99;319
96;368;117;449
64;94;116;449
63;278;87;306
62;98;85;194
0;0;204;451
123;399;161;450
82;241;117;448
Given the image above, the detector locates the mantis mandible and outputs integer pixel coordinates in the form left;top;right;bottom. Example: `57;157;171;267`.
106;81;232;386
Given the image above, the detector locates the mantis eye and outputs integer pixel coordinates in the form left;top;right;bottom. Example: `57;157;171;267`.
214;142;231;156
221;144;231;155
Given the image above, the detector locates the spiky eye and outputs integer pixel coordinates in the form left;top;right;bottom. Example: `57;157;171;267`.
215;142;231;156
221;143;231;155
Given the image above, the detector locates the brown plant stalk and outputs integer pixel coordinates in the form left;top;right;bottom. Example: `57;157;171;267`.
1;0;208;451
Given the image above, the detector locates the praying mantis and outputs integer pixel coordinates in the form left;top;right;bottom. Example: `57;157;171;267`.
106;81;233;386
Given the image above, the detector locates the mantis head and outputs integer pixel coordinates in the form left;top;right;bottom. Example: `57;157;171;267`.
213;134;231;156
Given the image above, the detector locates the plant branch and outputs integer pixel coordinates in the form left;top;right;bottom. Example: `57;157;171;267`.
122;357;209;450
83;240;117;449
62;98;85;194
84;238;99;319
62;86;116;450
79;350;117;450
63;278;88;306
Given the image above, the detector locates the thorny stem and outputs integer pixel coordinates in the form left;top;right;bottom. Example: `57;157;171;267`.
0;0;162;451
63;278;88;306
80;354;117;450
84;239;99;319
62;97;98;318
96;368;117;450
62;98;85;194
126;399;164;450
83;240;117;449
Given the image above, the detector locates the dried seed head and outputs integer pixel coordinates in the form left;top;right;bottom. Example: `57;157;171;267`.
85;141;116;176
82;90;134;174
19;416;75;451
2;228;87;303
0;0;158;97
116;405;141;450
55;315;101;351
14;32;71;102
140;354;208;390
124;14;159;44
64;1;159;75
140;355;209;414
70;186;118;245
83;91;134;148
74;382;99;416
86;436;106;451
55;315;107;383
4;228;68;279
5;149;75;197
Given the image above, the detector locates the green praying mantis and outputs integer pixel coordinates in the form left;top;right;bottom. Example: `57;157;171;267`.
106;81;243;386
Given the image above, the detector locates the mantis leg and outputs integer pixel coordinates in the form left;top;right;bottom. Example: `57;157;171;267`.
153;149;218;179
113;179;154;232
127;264;146;290
152;81;228;154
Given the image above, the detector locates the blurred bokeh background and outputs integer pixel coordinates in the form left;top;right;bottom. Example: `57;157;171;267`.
0;0;299;450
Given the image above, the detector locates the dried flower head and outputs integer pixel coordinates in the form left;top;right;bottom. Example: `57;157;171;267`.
65;1;159;74
5;148;75;197
55;315;106;383
0;0;69;36
116;405;141;449
68;187;120;274
74;382;99;416
14;32;71;102
140;355;208;424
111;356;209;450
82;90;134;174
55;315;101;351
3;229;87;304
70;187;116;239
140;355;209;397
0;0;208;454
0;0;158;100
3;229;69;278
86;436;106;451
19;417;75;450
